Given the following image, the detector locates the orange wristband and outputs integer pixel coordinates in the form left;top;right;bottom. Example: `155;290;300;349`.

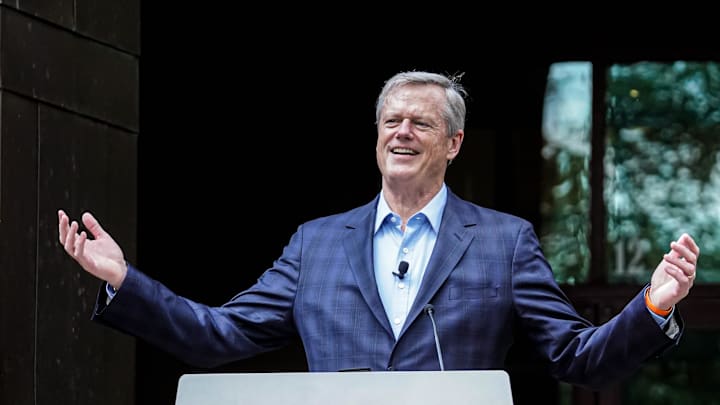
645;287;672;316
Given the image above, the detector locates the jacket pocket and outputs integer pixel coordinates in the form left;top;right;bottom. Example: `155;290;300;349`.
449;285;498;300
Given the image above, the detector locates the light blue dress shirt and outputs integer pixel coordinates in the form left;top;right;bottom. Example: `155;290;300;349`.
373;184;447;338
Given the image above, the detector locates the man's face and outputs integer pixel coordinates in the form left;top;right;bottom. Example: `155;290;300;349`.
376;84;462;190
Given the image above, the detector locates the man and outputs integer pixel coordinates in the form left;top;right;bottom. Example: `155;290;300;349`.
58;71;699;390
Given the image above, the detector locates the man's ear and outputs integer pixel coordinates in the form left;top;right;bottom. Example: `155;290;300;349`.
447;130;464;161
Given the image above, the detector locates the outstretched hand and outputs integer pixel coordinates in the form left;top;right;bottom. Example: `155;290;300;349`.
58;210;127;289
648;233;700;311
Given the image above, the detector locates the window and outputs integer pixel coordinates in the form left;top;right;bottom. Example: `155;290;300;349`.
540;62;593;284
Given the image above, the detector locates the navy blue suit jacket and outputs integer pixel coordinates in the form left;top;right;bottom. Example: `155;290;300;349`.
93;190;680;389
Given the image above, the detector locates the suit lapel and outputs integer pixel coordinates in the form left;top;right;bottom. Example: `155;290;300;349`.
400;192;475;338
343;197;394;337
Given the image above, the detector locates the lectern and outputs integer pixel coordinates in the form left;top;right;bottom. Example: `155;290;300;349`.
175;370;513;405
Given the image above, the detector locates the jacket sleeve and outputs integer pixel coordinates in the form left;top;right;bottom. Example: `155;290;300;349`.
91;227;304;368
511;222;682;390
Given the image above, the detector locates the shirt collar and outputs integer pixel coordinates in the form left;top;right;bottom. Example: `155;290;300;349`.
374;184;448;234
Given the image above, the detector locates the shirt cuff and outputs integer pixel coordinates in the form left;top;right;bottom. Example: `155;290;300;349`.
105;283;117;305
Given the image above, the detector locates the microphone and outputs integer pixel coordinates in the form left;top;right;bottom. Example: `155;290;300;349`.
424;304;445;371
393;261;409;279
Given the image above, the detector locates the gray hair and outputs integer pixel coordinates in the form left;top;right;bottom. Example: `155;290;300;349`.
375;71;467;138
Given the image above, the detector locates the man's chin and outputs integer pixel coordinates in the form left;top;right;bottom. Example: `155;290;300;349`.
383;171;421;187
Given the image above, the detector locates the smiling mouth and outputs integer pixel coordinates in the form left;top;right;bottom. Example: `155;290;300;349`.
391;147;418;155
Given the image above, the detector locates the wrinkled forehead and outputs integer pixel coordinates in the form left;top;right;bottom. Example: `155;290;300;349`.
382;84;446;116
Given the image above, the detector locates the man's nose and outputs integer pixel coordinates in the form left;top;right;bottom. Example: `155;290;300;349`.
397;119;412;135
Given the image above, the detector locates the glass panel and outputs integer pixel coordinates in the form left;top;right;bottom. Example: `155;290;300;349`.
605;62;720;283
623;329;720;404
540;62;593;284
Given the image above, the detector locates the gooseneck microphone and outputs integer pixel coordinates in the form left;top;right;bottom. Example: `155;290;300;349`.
424;304;445;371
393;261;409;279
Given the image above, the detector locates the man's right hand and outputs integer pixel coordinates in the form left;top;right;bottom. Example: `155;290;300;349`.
58;210;127;290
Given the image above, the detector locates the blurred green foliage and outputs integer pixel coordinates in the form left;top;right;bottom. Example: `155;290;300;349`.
540;61;720;284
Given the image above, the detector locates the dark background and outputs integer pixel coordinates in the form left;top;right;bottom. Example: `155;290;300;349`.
135;7;717;404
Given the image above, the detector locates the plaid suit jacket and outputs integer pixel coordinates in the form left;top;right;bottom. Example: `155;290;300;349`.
94;189;680;390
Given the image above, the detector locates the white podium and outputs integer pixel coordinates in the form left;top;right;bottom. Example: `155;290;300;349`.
176;370;513;405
